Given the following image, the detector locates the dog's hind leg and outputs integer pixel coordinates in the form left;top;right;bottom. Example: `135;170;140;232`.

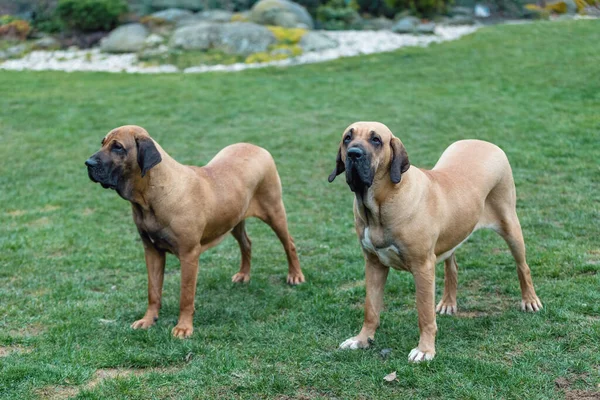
486;172;542;312
496;213;543;312
260;199;305;285
231;220;252;283
436;253;458;315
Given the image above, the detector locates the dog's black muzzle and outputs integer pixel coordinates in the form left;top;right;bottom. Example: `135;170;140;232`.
85;155;116;189
345;146;373;193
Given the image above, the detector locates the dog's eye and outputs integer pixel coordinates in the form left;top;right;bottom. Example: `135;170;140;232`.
371;136;382;145
112;142;124;152
343;135;352;144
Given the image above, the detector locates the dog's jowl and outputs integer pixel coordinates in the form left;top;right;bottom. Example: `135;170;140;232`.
328;121;542;362
86;125;304;338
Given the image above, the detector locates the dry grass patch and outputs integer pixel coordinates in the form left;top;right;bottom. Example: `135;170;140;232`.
338;280;365;292
36;366;181;399
0;345;32;357
10;322;46;338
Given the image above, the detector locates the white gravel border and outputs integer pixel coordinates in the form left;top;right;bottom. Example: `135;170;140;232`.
0;26;479;74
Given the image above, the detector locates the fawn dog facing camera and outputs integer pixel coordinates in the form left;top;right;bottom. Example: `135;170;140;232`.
328;121;542;362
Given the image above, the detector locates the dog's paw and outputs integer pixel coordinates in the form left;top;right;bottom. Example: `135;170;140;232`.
130;317;156;330
435;300;457;315
171;323;193;339
339;336;370;350
408;347;435;363
286;272;305;285
231;272;251;283
521;296;543;312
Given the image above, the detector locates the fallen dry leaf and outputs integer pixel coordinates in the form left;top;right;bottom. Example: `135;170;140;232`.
383;371;397;382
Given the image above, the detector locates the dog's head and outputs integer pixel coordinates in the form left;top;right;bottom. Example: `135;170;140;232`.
85;125;162;197
328;122;410;193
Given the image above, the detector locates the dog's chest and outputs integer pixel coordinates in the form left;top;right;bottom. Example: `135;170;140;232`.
135;210;177;253
361;227;404;269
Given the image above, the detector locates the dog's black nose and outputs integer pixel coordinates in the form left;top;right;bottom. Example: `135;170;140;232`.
85;158;97;168
347;147;364;160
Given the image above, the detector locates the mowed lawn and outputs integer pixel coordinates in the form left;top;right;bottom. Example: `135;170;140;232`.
1;20;599;399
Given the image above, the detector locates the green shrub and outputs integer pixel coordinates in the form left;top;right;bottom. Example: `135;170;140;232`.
29;0;64;34
295;0;327;15
384;0;451;17
55;0;128;32
355;0;395;16
316;0;362;30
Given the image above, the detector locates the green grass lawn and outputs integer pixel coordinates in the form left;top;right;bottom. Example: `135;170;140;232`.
1;20;599;399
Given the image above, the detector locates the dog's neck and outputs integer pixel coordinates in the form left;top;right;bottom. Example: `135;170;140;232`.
354;167;421;227
125;151;189;211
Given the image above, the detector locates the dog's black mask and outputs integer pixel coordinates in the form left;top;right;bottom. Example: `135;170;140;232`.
85;152;122;190
345;146;374;193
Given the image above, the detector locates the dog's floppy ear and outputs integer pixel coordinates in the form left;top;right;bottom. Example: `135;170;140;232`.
328;146;345;183
136;137;162;178
390;137;410;184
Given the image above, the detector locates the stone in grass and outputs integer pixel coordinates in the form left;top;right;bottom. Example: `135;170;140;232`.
298;31;338;52
380;348;393;359
391;16;420;33
151;8;194;22
100;23;149;53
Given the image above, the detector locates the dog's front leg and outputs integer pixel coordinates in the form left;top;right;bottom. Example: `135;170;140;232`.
340;254;389;349
172;245;202;339
409;256;437;362
131;244;166;330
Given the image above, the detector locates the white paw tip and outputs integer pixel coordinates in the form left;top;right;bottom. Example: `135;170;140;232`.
436;304;457;315
521;300;543;312
408;348;434;362
339;338;362;350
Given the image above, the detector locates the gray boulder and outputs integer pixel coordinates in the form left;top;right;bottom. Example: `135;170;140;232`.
170;22;217;50
170;22;276;55
144;33;166;47
416;22;436;34
449;6;473;16
216;22;276;55
251;0;314;29
0;44;27;59
151;8;194;22
391;16;420;33
139;44;170;59
563;0;578;14
444;15;476;25
363;17;394;30
273;11;300;28
100;23;149;53
299;31;338;52
196;10;234;22
32;36;60;50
